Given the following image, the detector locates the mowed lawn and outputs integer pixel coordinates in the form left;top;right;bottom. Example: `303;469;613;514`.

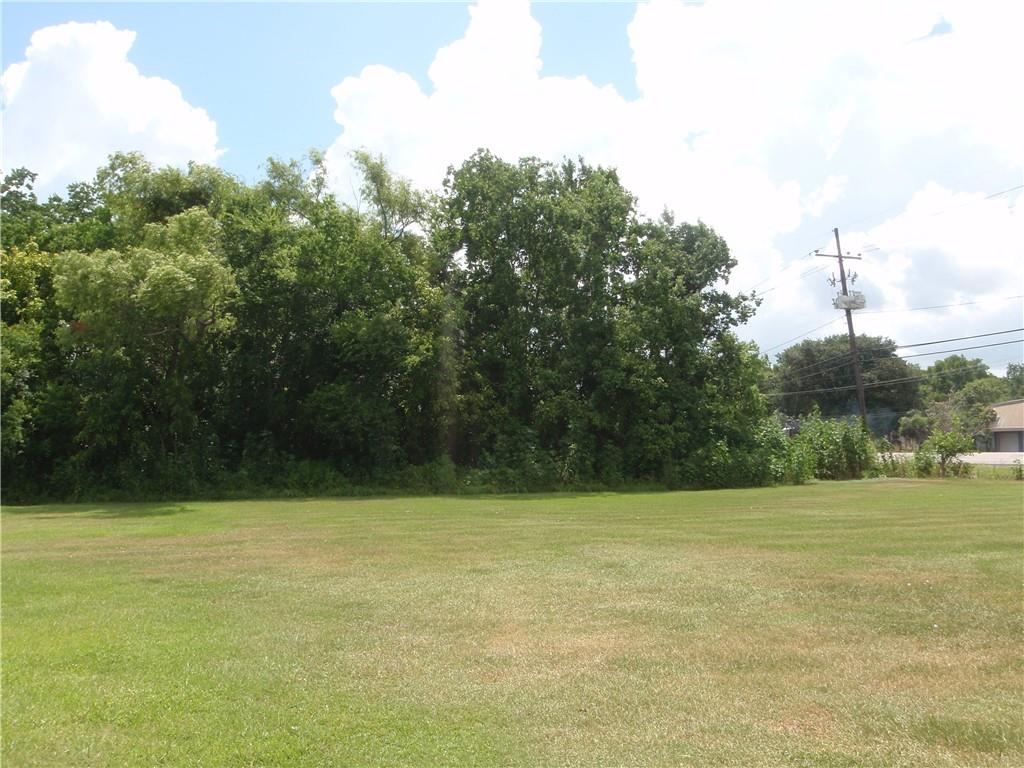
2;481;1021;767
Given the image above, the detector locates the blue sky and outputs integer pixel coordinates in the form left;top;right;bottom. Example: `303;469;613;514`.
3;2;638;183
2;1;1021;372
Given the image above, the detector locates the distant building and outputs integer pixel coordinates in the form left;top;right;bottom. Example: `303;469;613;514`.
989;399;1024;451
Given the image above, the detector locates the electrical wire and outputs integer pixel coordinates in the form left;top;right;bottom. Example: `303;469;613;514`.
762;318;844;353
859;295;1023;315
780;333;1024;378
839;181;1023;234
897;338;1023;360
768;358;1006;397
737;232;836;295
742;254;814;293
756;264;830;296
749;184;1020;310
767;323;1024;375
895;328;1024;349
773;339;1022;384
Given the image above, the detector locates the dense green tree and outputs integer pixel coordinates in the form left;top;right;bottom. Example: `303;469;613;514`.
896;376;1005;448
51;208;236;481
213;152;446;475
1;169;47;248
2;148;783;498
897;410;930;447
922;354;990;399
772;334;921;430
0;243;51;464
615;213;759;484
920;428;975;477
952;377;1009;409
1003;362;1024;399
437;152;635;470
437;151;759;484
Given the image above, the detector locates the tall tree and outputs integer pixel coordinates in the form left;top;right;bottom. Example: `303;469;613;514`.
5;147;780;496
53;207;236;478
772;335;921;430
922;354;990;399
217;152;446;474
1005;362;1024;399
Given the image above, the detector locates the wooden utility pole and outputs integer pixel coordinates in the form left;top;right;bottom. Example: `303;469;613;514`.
816;227;868;424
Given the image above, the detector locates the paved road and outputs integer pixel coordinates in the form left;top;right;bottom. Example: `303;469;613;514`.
961;452;1024;466
892;452;1023;466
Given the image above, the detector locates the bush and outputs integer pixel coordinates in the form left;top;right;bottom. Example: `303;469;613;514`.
752;417;815;485
687;417;818;489
396;456;459;494
913;448;937;478
284;459;348;495
792;411;875;480
920;428;975;478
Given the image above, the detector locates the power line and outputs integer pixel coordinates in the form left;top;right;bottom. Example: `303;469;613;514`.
769;358;1006;397
895;327;1024;349
743;254;813;293
897;338;1023;360
781;336;1023;379
849;185;1020;255
741;254;826;296
762;317;844;353
755;264;830;296
982;183;1024;201
839;181;1023;235
859;295;1023;315
778;335;1019;380
766;299;1024;377
737;232;837;295
750;183;1020;327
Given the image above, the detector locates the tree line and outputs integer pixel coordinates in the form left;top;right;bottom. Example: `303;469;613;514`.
4;151;1016;500
770;334;1023;446
2;150;783;499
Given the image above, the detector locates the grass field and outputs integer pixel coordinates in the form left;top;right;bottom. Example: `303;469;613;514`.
2;480;1022;767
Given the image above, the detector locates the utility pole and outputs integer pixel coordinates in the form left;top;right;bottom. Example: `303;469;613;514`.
816;228;868;425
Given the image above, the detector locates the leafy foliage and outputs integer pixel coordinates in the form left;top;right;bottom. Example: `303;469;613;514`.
922;354;991;399
1005;363;1024;399
920;428;976;477
790;410;876;480
1;150;782;499
771;334;920;432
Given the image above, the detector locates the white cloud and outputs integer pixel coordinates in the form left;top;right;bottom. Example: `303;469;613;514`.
803;176;849;219
323;0;1022;370
1;21;221;193
848;185;1024;366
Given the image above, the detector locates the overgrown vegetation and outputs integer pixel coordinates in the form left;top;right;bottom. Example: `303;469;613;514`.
4;153;1015;502
789;409;875;481
769;334;1021;448
3;152;778;500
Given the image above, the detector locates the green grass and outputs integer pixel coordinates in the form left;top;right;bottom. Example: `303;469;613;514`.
3;479;1022;767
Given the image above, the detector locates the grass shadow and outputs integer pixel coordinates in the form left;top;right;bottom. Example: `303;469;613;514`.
2;502;191;519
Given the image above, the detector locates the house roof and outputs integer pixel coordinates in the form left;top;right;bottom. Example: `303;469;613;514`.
990;399;1024;431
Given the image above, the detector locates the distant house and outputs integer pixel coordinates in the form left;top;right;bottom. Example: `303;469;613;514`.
989;399;1024;451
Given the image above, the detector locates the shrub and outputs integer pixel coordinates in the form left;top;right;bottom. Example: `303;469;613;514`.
751;416;814;485
913;448;937;478
874;437;910;478
792;411;875;480
920;428;975;478
284;459;347;495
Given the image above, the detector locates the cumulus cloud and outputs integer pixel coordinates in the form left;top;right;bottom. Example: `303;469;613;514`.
847;185;1023;366
1;21;221;193
324;0;1022;369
